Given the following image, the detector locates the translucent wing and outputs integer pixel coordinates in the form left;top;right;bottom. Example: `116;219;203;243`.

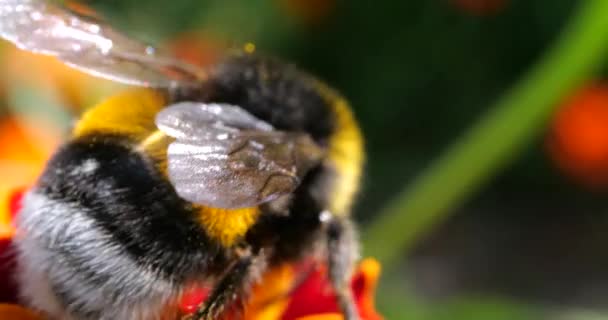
156;102;324;208
0;0;205;87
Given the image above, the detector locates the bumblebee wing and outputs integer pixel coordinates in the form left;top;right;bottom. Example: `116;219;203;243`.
0;0;205;88
156;102;324;208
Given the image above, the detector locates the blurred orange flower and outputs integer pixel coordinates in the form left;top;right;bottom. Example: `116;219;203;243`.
548;83;608;188
0;118;61;239
166;32;223;69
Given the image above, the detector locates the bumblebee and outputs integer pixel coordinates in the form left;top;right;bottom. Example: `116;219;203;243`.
0;0;364;319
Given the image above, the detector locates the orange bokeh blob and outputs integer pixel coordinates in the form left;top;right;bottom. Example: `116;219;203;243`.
548;83;608;188
166;32;224;69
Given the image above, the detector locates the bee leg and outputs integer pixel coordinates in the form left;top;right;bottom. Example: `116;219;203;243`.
324;212;360;320
190;247;257;320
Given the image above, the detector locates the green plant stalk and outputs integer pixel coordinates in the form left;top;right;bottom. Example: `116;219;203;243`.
363;0;608;267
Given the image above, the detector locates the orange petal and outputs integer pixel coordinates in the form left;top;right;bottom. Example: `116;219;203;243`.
280;259;383;320
0;118;57;164
177;264;295;319
0;304;43;320
244;264;294;320
296;314;343;320
352;259;382;320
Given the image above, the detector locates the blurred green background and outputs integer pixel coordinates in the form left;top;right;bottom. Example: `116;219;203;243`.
4;0;608;319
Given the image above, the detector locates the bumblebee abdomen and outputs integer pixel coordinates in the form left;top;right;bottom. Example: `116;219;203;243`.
15;134;222;319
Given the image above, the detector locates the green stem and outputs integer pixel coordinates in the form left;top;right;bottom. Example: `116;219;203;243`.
363;0;608;267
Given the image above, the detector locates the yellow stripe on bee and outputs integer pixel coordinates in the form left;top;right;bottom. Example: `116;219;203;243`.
196;206;260;247
317;84;365;216
72;89;172;173
73;89;167;139
136;130;172;175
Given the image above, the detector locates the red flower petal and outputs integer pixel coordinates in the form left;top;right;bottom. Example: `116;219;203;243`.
281;265;339;319
281;259;382;320
9;188;26;220
179;287;210;314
